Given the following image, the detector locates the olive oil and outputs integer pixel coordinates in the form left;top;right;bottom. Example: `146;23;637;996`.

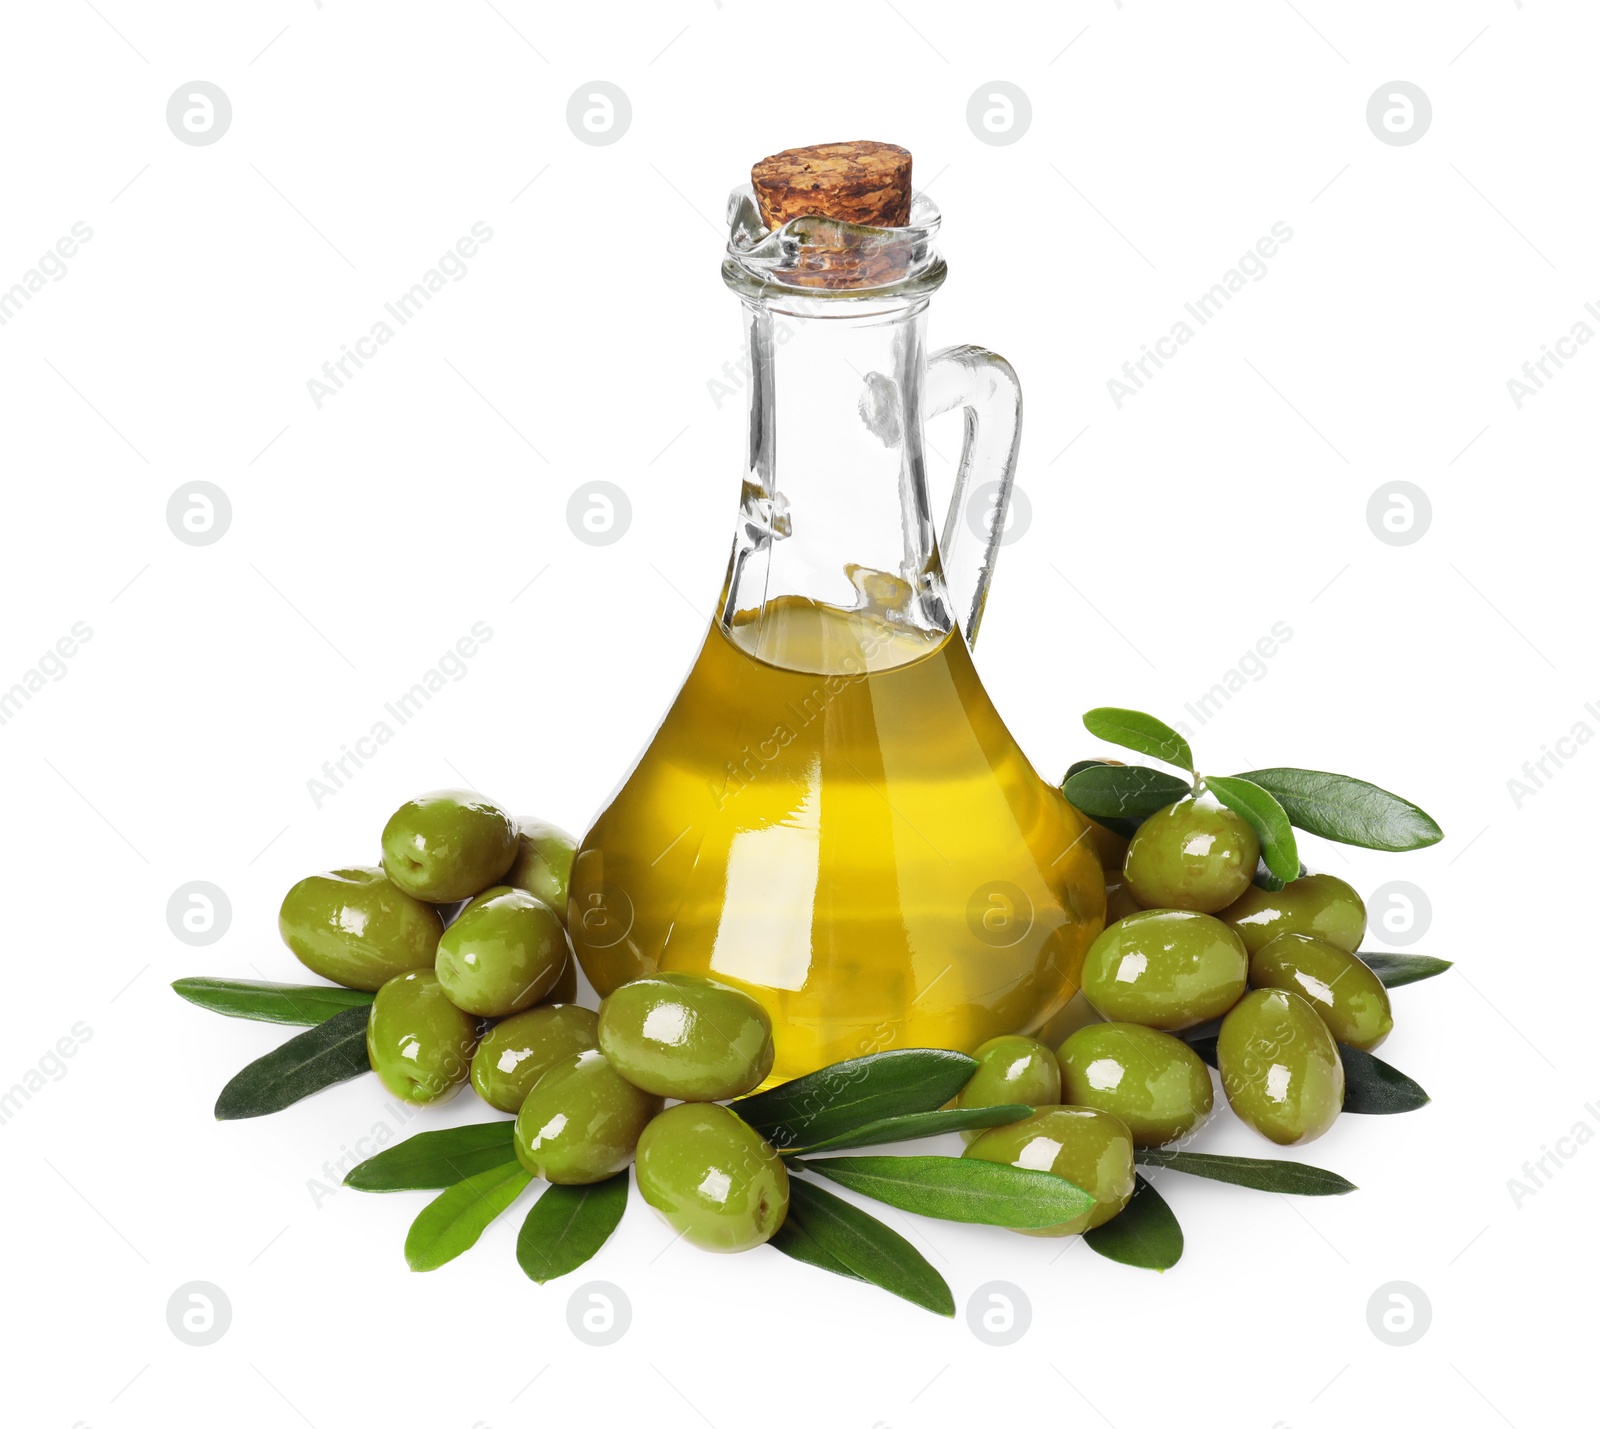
570;596;1104;1086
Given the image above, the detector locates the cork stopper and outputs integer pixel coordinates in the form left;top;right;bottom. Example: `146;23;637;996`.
751;141;913;232
747;141;915;290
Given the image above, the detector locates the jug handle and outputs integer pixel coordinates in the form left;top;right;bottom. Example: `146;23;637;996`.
925;344;1023;647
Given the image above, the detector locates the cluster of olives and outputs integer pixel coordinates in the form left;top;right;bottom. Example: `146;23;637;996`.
277;792;788;1254
952;790;1387;1233
1096;790;1386;1143
521;971;786;1254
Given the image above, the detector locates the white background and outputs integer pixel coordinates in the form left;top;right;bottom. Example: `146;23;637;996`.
2;3;1595;1426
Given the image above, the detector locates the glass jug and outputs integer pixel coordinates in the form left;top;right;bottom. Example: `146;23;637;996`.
569;183;1105;1086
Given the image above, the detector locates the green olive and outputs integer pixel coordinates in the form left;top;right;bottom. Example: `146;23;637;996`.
470;1004;599;1113
434;886;568;1018
634;1103;789;1252
1249;933;1392;1051
597;972;774;1101
1123;793;1260;913
1080;909;1249;1030
963;1106;1135;1235
279;867;442;991
514;1049;663;1184
366;969;478;1105
956;1035;1060;1140
1056;1022;1213;1147
1219;873;1367;955
1218;988;1344;1145
502;817;578;923
380;790;517;903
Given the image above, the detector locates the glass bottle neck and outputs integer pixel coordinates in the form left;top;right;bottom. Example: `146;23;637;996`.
718;293;955;674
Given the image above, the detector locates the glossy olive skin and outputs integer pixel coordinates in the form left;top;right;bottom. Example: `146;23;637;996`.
964;1106;1135;1236
515;1049;663;1184
635;1103;789;1252
435;886;568;1017
1218;988;1344;1145
279;867;443;991
956;1036;1060;1140
1080;909;1249;1030
380;790;518;903
1250;933;1392;1051
503;818;578;924
366;970;479;1105
597;972;774;1101
1057;1022;1213;1147
470;1004;599;1112
1124;793;1260;913
1220;873;1367;955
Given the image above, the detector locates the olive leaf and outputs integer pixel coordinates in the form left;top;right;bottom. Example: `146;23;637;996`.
1083;1175;1183;1270
730;1048;978;1151
1082;707;1194;773
213;1005;373;1120
1358;952;1454;989
1065;759;1112;779
1234;768;1443;851
768;1209;866;1285
516;1173;628;1284
1251;855;1306;893
772;1178;953;1316
801;1155;1095;1229
344;1122;517;1192
404;1160;534;1272
784;1103;1033;1155
173;977;374;1027
1135;1149;1356;1196
1061;764;1190;822
1338;1044;1431;1114
1205;775;1299;886
1062;761;1142;839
